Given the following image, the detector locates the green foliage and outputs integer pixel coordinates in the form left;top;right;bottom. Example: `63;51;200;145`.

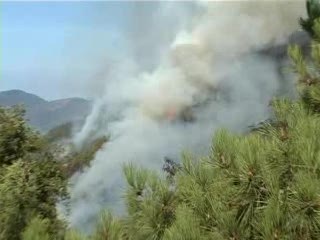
0;105;68;240
0;154;67;240
0;104;107;239
92;211;124;240
64;230;88;240
122;164;177;240
46;122;73;143
0;105;43;166
63;136;108;176
300;0;320;37
44;121;108;177
288;20;320;113
162;205;217;240
22;216;51;240
288;44;310;82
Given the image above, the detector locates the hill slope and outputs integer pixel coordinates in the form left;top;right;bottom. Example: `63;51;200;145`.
0;90;91;132
0;89;47;108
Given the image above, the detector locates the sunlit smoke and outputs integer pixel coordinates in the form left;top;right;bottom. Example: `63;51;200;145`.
70;0;306;229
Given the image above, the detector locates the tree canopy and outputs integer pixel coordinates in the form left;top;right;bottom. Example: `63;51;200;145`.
0;106;68;240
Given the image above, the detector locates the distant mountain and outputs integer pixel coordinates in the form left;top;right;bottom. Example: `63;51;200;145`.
0;89;47;108
0;90;92;132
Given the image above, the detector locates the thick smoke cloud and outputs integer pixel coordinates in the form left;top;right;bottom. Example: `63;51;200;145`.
69;0;306;228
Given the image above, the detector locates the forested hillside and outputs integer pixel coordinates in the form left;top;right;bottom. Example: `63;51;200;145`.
3;1;320;240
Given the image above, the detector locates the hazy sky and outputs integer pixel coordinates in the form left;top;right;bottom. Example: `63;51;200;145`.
1;1;196;100
1;1;131;100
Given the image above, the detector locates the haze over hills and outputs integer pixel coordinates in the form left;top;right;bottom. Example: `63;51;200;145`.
0;89;92;132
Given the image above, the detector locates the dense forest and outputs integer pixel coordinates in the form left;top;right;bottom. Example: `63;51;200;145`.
3;2;320;239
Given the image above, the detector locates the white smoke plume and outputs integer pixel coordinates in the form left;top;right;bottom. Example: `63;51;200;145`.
69;0;306;228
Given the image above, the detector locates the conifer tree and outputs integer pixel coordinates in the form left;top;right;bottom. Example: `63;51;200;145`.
300;0;320;37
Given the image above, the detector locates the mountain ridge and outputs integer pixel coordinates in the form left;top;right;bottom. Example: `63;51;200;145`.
0;89;92;132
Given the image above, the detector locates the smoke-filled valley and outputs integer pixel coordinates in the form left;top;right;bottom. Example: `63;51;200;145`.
63;0;308;229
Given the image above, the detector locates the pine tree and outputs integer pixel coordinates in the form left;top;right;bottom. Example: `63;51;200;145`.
64;230;88;240
300;0;320;37
92;211;124;240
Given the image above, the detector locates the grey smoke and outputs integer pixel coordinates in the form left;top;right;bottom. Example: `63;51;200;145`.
69;0;306;229
124;1;199;72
